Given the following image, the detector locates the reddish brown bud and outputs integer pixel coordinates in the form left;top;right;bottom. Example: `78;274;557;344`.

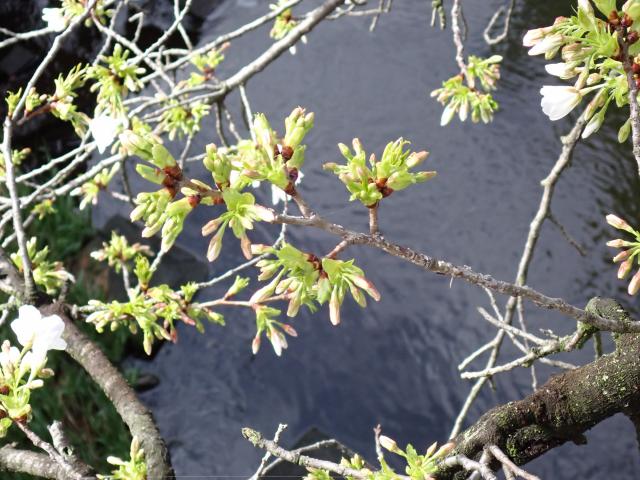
281;145;294;161
0;385;8;395
629;31;639;45
622;14;634;28
633;62;640;75
284;182;296;196
287;167;299;183
187;195;202;209
163;165;183;181
380;186;394;198
375;178;388;189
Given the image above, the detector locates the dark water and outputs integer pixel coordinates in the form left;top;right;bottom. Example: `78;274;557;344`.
91;0;640;477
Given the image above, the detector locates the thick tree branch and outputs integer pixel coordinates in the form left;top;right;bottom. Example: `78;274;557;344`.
44;304;173;480
435;298;640;479
0;446;71;480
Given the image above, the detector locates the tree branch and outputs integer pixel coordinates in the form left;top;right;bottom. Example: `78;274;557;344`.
435;298;640;479
45;304;173;480
0;445;72;480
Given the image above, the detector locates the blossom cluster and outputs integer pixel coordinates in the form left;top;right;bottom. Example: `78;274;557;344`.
10;237;74;295
526;0;640;140
0;306;66;437
431;55;503;126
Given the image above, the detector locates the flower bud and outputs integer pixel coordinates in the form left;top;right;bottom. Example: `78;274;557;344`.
378;435;400;453
406;151;429;168
426;441;438;457
251;244;272;255
618;258;634;279
433;441;456;459
613;249;632;262
350;275;381;301
607;239;630;248
329;287;341;326
151;144;177;169
338;143;352;160
606;214;634;233
206;227;225;262
240;234;252;260
619;119;632;143
629;268;640;295
136;164;164;184
281;323;298;337
251;205;276;222
252;333;261;354
119;130;154;162
250;274;282;304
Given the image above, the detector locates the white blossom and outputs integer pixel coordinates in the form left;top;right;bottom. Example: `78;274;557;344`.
540;86;582;121
10;305;67;363
42;8;68;32
528;33;563;56
544;63;577;80
90;113;121;154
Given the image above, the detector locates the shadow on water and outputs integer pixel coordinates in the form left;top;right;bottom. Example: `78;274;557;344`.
6;0;640;477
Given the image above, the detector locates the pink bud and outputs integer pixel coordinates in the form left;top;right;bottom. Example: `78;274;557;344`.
613;250;632;263
378;435;399;453
350;275;381;301
281;323;298;337
607;239;628;248
619;258;633;279
252;334;261;355
240;234;252;260
606;214;633;232
329;289;341;326
629;269;640;295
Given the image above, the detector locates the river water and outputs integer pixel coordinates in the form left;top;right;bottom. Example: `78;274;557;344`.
98;0;640;478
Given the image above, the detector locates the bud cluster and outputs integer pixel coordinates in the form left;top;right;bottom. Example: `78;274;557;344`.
10;237;74;296
0;147;30;181
606;213;640;295
187;42;230;86
90;232;152;273
378;434;456;479
252;243;380;330
431;55;502;126
324;138;435;207
201;189;275;262
270;1;298;40
87;256;224;355
98;436;147;480
87;44;145;115
71;163;120;210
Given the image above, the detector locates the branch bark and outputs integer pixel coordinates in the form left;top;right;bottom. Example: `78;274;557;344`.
435;298;640;479
0;446;72;480
44;303;174;480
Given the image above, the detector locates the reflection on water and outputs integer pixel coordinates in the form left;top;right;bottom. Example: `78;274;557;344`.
103;0;640;477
